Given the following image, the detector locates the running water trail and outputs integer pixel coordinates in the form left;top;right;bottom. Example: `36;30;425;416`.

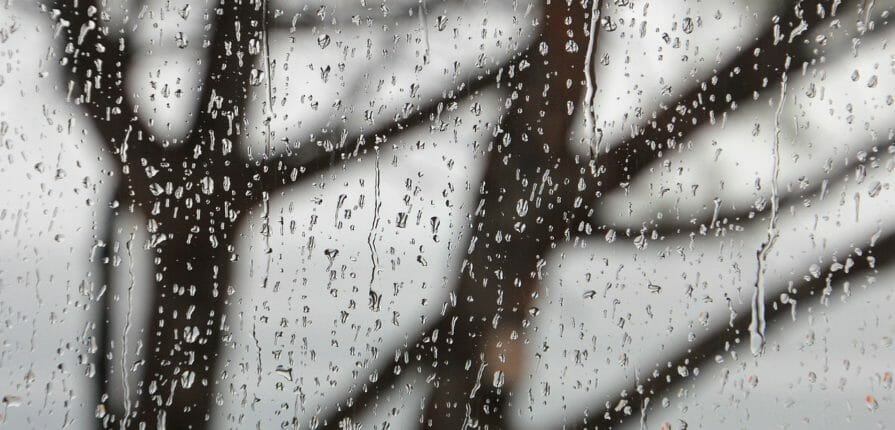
419;2;431;65
367;155;382;311
121;231;136;428
750;72;787;355
583;0;602;159
260;0;275;290
258;0;275;390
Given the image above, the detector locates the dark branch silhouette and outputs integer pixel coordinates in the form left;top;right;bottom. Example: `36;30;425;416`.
563;229;894;430
256;59;506;193
603;139;888;240
35;0;892;429
318;1;602;427
303;2;890;428
592;0;857;199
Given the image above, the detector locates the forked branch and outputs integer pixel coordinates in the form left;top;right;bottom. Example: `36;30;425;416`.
51;0;166;199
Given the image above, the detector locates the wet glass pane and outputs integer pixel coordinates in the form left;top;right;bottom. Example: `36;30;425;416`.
1;0;894;428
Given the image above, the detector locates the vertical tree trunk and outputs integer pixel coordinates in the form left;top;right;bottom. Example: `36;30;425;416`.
130;212;240;429
420;1;596;428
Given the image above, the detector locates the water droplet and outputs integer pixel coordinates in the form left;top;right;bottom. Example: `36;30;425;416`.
633;234;647;249
369;290;381;312
682;17;694;34
175;32;188;49
516;199;529;217
430;216;440;235
808;263;821;278
747;374;759;387
249;68;265;86
200;176;214;195
866;394;879;411
396;212;408;228
435;16;448;31
180;370;195;388
867;75;879;88
275;366;293;381
605;229;617;243
492;370;505;388
178;4;191;19
2;395;22;407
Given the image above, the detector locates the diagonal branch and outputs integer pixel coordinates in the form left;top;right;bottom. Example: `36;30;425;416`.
563;230;894;430
316;314;448;430
254;58;509;193
592;0;857;198
262;58;512;430
312;1;604;425
313;1;889;427
609;139;888;239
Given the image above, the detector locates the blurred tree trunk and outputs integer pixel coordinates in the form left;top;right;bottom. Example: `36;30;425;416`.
420;1;597;428
132;217;240;428
51;0;263;426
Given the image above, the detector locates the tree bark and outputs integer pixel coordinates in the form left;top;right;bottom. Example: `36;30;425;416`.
420;1;597;427
129;214;240;429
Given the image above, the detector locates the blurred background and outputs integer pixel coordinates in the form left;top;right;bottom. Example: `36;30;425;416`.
1;0;895;428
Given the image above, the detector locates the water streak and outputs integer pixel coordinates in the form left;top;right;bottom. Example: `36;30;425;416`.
583;0;603;159
368;155;382;310
121;231;136;428
750;72;787;355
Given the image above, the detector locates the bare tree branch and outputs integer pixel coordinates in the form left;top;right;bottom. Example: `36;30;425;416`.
255;61;504;193
562;230;894;430
414;0;600;427
608;140;889;239
314;1;604;425
42;1;890;429
591;0;857;199
316;314;446;430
